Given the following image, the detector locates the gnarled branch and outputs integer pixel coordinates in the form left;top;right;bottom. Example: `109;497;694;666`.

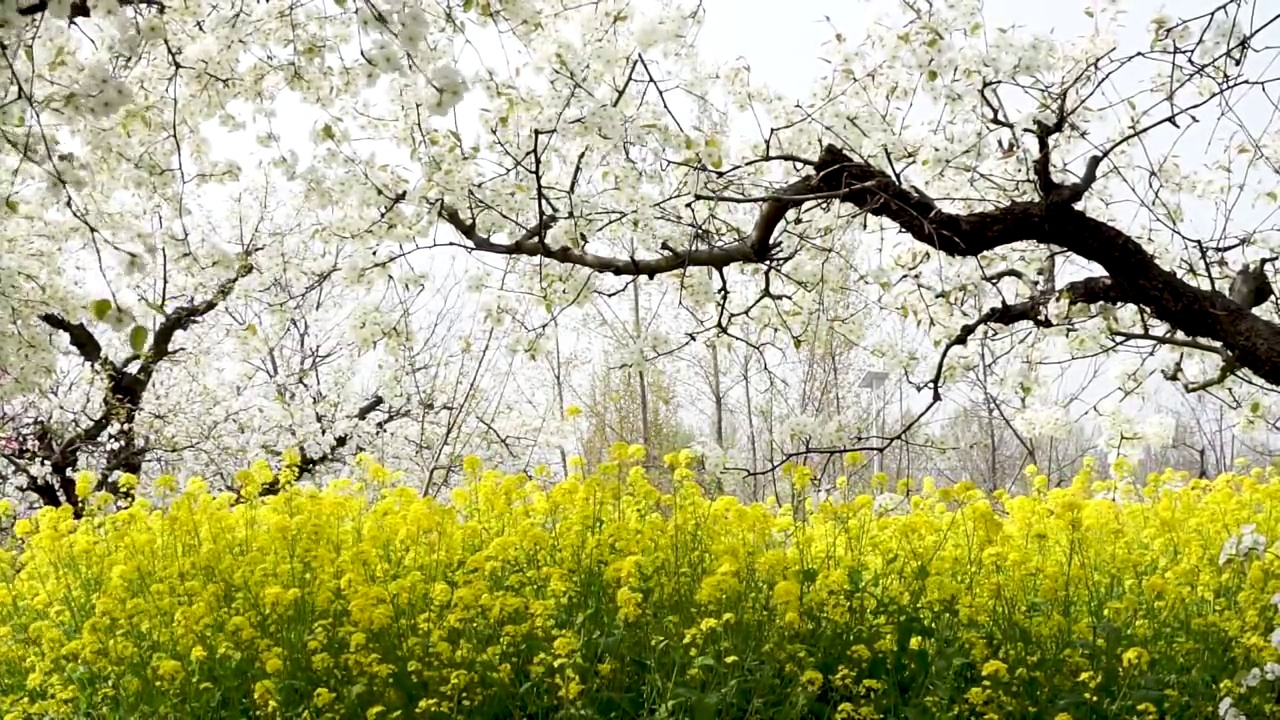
804;144;1280;385
15;261;254;515
438;203;760;277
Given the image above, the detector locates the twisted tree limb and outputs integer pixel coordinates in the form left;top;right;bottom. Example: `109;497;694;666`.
803;144;1280;385
441;136;1280;387
438;203;758;277
9;261;253;515
253;393;392;500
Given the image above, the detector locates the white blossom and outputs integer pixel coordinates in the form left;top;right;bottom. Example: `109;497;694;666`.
1219;696;1247;720
1220;524;1268;565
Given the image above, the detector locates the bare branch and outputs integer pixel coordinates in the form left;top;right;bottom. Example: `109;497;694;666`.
438;202;758;276
36;314;105;366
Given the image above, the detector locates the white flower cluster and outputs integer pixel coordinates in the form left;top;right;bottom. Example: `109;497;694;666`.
506;331;552;362
349;304;399;352
1137;413;1177;449
1219;595;1280;720
463;270;488;294
477;292;514;328
676;268;716;309
75;64;134;118
1245;658;1280;687
425;64;469;117
617;339;647;370
1218;523;1268;565
138;15;165;42
776;413;859;449
632;14;686;53
397;7;431;50
365;37;403;74
1012;404;1075;440
871;492;910;517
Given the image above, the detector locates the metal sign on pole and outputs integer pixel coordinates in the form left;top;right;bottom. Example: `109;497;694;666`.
859;370;889;478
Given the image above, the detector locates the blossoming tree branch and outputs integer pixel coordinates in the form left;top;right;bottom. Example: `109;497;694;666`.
423;0;1280;464
435;8;1280;387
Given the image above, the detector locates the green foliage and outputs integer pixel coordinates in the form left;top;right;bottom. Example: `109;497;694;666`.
89;299;113;322
128;325;148;353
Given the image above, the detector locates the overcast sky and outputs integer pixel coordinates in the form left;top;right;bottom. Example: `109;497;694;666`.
694;0;1186;88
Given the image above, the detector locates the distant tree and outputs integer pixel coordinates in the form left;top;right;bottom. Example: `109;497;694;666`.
579;361;695;475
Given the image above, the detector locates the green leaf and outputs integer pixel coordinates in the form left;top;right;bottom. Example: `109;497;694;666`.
463;0;475;10
90;299;113;321
142;299;166;315
926;68;939;82
792;337;802;350
245;323;258;337
129;325;149;353
319;123;335;141
4;198;16;214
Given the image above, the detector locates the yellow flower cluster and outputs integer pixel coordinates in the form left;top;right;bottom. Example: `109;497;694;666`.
1;449;1279;718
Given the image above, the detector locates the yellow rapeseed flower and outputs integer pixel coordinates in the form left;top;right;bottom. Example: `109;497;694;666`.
0;455;1276;717
800;669;823;692
981;660;1008;679
1122;647;1150;668
74;471;95;500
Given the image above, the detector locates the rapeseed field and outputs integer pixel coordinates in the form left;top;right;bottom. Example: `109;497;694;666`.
1;448;1278;719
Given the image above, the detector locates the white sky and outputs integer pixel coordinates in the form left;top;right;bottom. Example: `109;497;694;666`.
695;0;1100;83
694;0;1195;78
